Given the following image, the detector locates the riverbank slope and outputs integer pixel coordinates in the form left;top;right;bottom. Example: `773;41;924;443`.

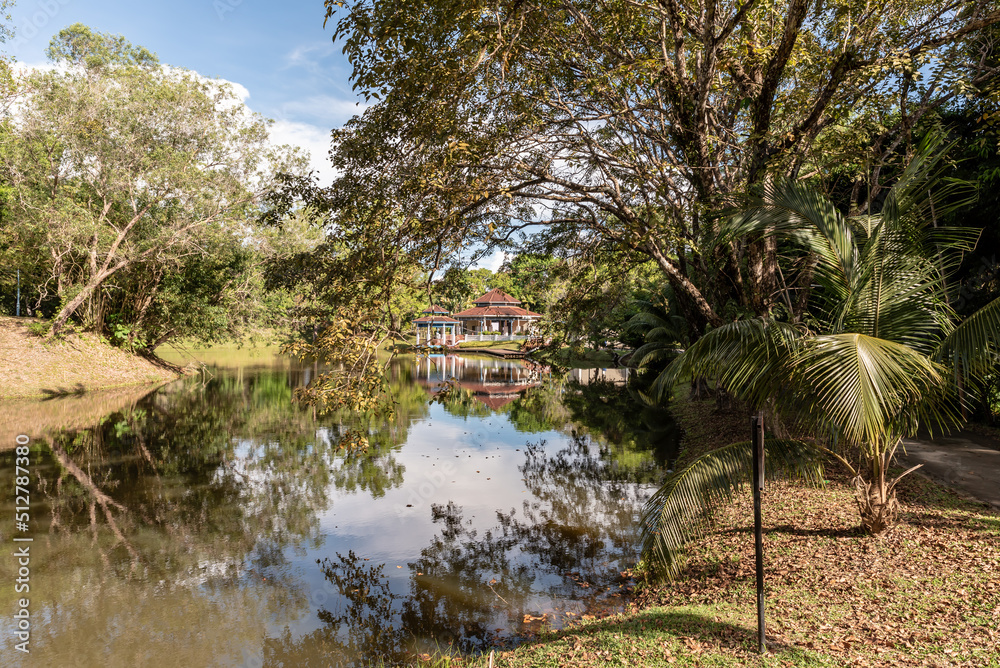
0;316;178;399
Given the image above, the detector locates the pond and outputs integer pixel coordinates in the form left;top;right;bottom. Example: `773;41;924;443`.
0;349;680;667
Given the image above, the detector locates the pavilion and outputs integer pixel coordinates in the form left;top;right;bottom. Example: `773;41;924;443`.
452;289;542;335
412;305;460;345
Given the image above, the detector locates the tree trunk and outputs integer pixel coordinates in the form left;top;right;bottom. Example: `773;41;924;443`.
129;269;164;348
746;234;780;315
49;261;128;337
689;376;712;400
645;241;723;328
140;328;176;356
854;440;921;534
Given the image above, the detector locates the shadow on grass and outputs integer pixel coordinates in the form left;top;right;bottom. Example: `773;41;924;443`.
502;607;826;666
40;383;87;398
722;525;861;540
763;524;861;539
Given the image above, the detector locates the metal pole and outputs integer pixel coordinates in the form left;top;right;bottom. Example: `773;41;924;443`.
16;269;20;317
751;412;766;653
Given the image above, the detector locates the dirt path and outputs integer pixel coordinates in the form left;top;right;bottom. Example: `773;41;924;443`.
899;430;1000;510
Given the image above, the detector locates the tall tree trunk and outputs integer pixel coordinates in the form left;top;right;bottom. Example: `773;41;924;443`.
129;269;164;348
645;241;723;328
746;234;780;315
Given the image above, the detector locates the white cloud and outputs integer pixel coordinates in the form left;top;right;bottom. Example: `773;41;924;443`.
278;94;369;128
282;42;337;72
473;250;510;273
268;118;338;184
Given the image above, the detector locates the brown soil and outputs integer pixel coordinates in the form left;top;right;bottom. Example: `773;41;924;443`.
0;316;178;400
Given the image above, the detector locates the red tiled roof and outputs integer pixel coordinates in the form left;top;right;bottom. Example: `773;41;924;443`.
452;305;542;319
416;383;525;410
423;304;450;314
413;315;460;323
476;394;519;410
473;288;521;305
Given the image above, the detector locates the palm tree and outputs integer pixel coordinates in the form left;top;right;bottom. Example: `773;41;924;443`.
625;291;687;371
642;136;1000;576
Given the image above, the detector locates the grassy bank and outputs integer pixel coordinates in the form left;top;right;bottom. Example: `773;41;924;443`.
0;316;178;399
531;346;616;368
455;340;522;351
435;397;1000;667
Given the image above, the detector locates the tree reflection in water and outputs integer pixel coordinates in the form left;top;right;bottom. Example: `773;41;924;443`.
263;550;404;667
0;355;681;666
266;411;676;665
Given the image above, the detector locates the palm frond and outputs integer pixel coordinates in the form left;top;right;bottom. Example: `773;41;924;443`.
785;334;949;449
641;438;824;578
651;318;802;403
936;295;1000;379
921;226;982;280
880;130;977;225
631;342;682;368
625;310;670;332
720;178;857;301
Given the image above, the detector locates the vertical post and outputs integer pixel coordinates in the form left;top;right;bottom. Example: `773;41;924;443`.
16;269;21;317
751;411;766;654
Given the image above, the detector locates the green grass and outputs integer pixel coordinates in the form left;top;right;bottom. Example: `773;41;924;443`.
409;606;832;667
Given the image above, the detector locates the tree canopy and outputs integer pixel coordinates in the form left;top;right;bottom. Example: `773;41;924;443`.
0;24;305;346
315;0;1000;334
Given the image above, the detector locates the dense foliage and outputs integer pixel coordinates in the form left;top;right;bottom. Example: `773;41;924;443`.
0;25;305;350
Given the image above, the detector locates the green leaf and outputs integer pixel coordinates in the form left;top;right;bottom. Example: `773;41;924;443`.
641;439;824;579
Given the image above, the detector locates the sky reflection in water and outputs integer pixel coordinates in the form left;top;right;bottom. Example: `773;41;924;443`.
0;351;679;667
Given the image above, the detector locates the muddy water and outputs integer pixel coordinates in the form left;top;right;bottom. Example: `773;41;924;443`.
0;350;679;667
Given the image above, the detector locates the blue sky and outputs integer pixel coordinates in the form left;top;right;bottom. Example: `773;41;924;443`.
4;0;507;271
5;0;363;183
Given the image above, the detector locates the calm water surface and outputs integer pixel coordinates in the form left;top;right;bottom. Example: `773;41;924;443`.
0;350;678;667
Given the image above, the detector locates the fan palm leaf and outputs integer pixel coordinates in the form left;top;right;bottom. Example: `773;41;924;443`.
783;333;956;449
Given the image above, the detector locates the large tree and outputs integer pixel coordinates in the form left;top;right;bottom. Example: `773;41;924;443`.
2;24;301;337
316;0;1000;334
